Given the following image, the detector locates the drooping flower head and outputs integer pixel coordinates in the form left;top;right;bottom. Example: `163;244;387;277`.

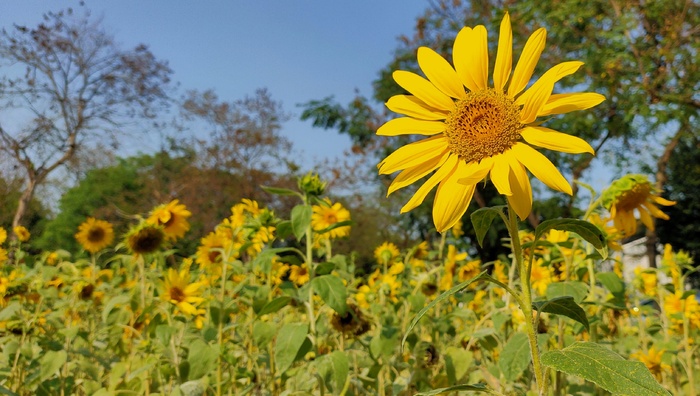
374;242;401;266
13;226;30;242
75;217;115;253
311;198;352;239
125;222;165;255
377;12;604;232
601;174;675;237
147;199;192;241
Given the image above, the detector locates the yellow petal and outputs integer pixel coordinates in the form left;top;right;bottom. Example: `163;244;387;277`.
433;161;477;233
652;195;676;206
453;27;483;92
388;150;450;195
493;12;513;92
401;154;459;213
512;143;572;195
393;70;456;111
516;62;584;121
377;117;445;136
490;154;513;196
378;136;449;174
457;156;494;185
642;202;670;220
520;126;595;154
638;206;655;231
508;27;546;97
386;95;448;120
540;92;606;116
417;47;466;99
506;155;533;220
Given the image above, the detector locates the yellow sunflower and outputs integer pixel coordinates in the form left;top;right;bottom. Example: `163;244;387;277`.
311;198;351;238
196;230;233;268
289;263;310;286
161;267;205;316
0;228;6;245
602;174;675;237
374;242;401;265
13;226;30;242
147;199;192;241
631;347;671;381
377;12;604;232
75;217;114;253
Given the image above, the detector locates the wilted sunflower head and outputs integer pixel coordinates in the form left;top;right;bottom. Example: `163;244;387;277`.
602;174;675;237
75;217;115;254
330;303;371;337
125;222;165;255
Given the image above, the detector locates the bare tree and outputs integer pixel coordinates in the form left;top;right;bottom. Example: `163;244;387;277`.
0;7;172;230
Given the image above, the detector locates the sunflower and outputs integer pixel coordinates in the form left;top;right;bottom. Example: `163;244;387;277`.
125;222;165;255
631;347;671;381
0;228;6;245
289;263;310;286
13;226;30;242
75;217;114;253
602;174;676;237
161;267;205;316
311;198;351;239
377;12;604;232
147;199;192;241
196;230;232;268
374;242;401;265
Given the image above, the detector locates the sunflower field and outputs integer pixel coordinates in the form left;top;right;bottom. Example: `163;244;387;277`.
1;4;699;396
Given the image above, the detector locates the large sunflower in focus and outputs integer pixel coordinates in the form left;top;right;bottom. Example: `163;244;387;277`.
377;12;605;232
75;217;114;253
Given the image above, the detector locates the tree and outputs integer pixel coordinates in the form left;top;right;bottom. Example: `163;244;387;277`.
0;7;172;232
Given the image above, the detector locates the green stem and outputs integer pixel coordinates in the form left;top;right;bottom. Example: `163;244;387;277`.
304;199;317;346
683;301;696;395
505;203;546;395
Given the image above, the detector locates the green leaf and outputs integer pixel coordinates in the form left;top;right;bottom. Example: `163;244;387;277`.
311;275;348;315
415;383;489;395
316;351;349;392
101;294;131;323
291;205;313;241
187;340;218;380
597;271;626;302
0;302;20;321
0;385;19;396
498;332;531;381
402;271;487;350
257;296;292;316
315;220;353;235
445;347;472;384
533;296;589;331
541;342;671;395
546;281;589;303
261;185;302;197
314;261;336;276
252;321;277;347
39;350;67;382
274;323;309;374
470;207;506;247
534;218;608;259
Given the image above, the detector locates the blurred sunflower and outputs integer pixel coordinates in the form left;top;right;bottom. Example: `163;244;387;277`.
374;242;401;266
311;198;351;239
289;264;310;286
125;222;165;255
0;228;6;245
13;226;30;242
75;217;114;253
147;199;192;240
377;12;604;232
602;174;675;237
161;267;205;316
196;230;232;268
530;259;554;296
631;347;671;381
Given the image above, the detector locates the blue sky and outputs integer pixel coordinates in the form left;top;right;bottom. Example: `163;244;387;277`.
1;1;428;166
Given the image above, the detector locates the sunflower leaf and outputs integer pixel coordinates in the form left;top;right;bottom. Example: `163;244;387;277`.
532;296;589;331
402;271;488;350
414;383;490;395
291;204;313;241
470;206;506;247
260;185;303;198
541;342;672;396
534;218;608;259
274;323;309;375
312;275;348;315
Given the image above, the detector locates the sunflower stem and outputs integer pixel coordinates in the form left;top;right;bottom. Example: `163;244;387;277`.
505;202;546;395
304;197;317;346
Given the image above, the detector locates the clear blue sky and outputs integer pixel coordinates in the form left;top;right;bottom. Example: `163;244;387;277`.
1;1;428;166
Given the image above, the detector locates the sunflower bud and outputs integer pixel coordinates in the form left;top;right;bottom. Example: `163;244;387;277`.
298;172;326;197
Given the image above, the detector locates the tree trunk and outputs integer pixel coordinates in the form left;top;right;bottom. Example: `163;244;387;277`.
11;178;37;234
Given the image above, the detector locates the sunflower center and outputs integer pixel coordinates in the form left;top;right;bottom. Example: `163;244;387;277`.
87;227;105;243
324;213;337;224
615;183;651;211
169;286;185;302
444;88;521;163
